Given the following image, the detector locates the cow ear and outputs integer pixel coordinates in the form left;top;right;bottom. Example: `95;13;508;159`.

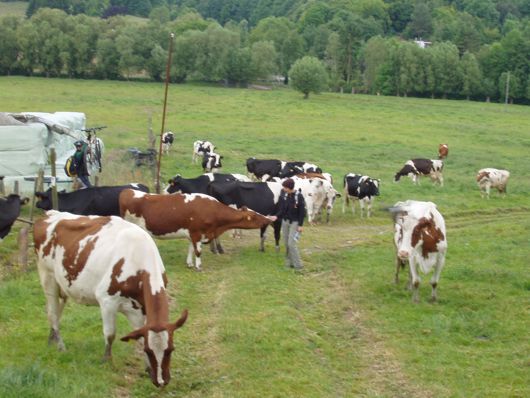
168;179;174;185
121;327;146;342
35;192;44;199
169;309;188;332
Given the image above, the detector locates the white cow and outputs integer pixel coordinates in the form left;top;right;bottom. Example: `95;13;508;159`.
291;176;340;224
476;168;510;199
192;140;215;163
391;200;447;303
33;211;188;387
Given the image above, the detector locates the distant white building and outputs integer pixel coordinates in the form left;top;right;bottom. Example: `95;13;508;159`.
414;38;432;48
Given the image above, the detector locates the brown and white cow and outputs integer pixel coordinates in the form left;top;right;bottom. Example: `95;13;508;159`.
394;159;444;186
33;211;188;387
438;144;448;159
119;189;273;270
476;168;510;199
390;200;447;303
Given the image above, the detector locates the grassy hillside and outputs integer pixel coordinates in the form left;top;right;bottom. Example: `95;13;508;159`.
0;1;27;16
0;76;529;397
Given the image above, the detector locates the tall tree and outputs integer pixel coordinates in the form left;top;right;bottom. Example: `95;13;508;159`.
459;51;483;99
289;56;328;99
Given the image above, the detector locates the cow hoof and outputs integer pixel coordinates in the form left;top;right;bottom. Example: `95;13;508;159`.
217;249;225;254
195;267;202;272
275;246;280;253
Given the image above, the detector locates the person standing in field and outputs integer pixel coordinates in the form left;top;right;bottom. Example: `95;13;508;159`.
271;178;306;270
73;140;92;189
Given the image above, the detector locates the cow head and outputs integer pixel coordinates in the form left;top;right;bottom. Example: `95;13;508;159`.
389;202;444;260
476;171;489;183
165;175;183;194
279;165;303;178
35;190;53;210
121;309;188;387
238;207;273;228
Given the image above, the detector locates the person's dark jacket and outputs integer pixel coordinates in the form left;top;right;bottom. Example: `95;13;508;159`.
73;143;89;176
275;189;306;226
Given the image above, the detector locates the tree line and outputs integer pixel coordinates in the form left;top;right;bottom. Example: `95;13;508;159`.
0;0;529;103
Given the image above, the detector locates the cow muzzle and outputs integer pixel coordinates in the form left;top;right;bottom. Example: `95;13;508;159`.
398;250;409;260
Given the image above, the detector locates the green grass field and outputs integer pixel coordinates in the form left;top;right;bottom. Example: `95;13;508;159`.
0;76;529;397
0;1;27;16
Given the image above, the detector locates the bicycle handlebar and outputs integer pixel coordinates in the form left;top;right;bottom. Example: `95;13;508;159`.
82;126;107;132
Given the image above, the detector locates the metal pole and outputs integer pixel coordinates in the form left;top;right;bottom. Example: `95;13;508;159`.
155;33;175;194
50;148;58;210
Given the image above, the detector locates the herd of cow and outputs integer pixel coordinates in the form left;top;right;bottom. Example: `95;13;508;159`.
0;141;512;388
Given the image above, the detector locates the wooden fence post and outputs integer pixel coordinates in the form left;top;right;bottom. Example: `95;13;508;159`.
14;180;19;195
0;176;5;196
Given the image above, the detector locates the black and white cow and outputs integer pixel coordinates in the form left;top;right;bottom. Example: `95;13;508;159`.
394;159;444;186
202;152;223;173
165;173;250;195
342;174;380;218
35;184;149;216
279;162;322;178
162;131;174;155
207;180;283;251
246;158;284;181
0;194;29;241
193;140;215;163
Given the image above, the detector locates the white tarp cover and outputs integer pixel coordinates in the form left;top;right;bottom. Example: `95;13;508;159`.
0;112;95;194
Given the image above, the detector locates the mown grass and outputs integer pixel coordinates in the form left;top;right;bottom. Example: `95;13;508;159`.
0;76;529;397
0;1;27;17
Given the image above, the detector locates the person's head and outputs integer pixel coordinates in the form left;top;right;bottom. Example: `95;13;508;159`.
282;178;295;193
74;140;84;150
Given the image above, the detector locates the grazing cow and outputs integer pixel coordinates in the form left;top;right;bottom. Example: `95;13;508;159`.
390;200;447;302
36;184;149;216
342;174;380;218
201;152;223;173
394;159;444;186
438;144;448;159
246;158;285;181
291;176;340;224
33;211;188;387
207;180;283;251
476;168;510;198
192;140;215;163
0;194;29;241
279;162;322;178
119;189;273;270
161;131;174;155
165;173;249;195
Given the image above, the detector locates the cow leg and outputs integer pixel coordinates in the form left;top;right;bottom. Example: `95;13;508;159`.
273;221;281;252
367;198;373;218
359;199;365;218
429;256;445;302
259;226;267;252
123;306;149;370
342;194;348;213
408;258;421;303
99;303;118;361
191;239;202;271
439;174;444;187
39;270;66;351
209;240;218;254
186;243;195;268
215;238;224;254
